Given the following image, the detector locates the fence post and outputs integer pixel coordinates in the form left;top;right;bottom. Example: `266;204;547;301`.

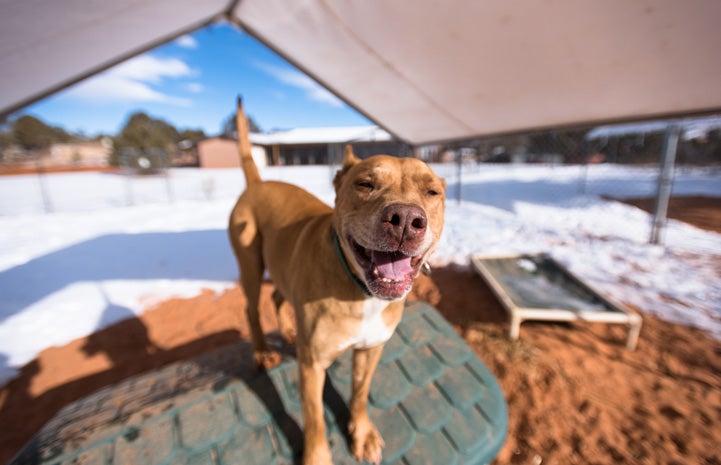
162;151;173;204
456;148;462;205
578;138;590;195
35;158;53;213
650;124;681;244
119;151;135;206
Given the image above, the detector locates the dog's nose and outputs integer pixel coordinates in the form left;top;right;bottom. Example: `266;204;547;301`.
381;203;427;243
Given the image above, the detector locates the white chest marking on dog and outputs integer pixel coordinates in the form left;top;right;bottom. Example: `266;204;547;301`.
340;297;394;351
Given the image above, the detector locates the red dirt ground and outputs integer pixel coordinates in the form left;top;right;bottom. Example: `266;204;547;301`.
615;195;721;235
1;196;720;464
0;165;117;176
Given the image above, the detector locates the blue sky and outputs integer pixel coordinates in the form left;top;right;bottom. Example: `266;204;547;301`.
19;22;371;136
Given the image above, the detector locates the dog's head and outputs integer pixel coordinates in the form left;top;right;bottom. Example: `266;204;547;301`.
333;145;446;301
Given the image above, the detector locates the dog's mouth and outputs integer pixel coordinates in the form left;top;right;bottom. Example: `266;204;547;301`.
348;236;425;300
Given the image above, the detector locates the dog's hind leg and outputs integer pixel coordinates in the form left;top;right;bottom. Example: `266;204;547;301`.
241;256;282;368
230;220;279;369
272;289;297;344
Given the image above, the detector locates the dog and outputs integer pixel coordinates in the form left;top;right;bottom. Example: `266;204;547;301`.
228;100;445;465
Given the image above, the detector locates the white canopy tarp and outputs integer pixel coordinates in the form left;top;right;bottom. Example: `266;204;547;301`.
2;0;721;144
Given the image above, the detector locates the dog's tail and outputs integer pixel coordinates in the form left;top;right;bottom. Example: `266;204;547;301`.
236;96;262;186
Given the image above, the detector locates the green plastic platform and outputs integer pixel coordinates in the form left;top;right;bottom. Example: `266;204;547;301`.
10;303;507;465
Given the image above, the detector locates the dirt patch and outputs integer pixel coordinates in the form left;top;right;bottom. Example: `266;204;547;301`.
429;266;721;465
1;267;720;464
0;165;118;176
613;195;721;234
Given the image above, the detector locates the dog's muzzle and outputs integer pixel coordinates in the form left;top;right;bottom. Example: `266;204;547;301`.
347;203;431;300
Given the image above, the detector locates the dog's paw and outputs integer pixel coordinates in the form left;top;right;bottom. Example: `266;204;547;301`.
279;323;297;345
253;350;282;370
349;420;384;464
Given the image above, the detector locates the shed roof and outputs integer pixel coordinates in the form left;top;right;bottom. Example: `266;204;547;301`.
249;126;392;146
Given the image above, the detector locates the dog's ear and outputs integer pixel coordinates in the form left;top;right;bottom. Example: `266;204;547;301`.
343;144;360;164
333;145;361;191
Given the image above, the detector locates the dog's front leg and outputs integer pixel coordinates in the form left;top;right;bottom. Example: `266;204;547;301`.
299;351;333;465
349;345;385;464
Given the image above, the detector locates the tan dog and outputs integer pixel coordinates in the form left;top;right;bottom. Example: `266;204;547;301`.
228;101;445;465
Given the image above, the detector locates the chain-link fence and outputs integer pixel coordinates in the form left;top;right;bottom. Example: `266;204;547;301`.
3;117;720;244
418;115;721;244
0;148;183;214
116;148;174;207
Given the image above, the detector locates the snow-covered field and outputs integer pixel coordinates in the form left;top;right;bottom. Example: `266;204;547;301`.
1;163;720;386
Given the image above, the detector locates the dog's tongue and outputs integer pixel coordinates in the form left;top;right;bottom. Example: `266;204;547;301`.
372;250;413;280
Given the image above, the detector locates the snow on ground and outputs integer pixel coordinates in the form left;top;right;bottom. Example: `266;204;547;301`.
1;163;720;386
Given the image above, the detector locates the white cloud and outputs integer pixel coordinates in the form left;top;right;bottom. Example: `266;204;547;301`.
65;55;195;106
113;55;193;83
254;61;343;107
175;35;198;49
185;82;204;93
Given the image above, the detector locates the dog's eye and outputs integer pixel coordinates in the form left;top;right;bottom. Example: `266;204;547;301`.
356;181;374;190
426;189;440;196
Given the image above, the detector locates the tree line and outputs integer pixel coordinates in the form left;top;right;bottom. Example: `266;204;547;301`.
0;115;77;152
0;111;262;164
